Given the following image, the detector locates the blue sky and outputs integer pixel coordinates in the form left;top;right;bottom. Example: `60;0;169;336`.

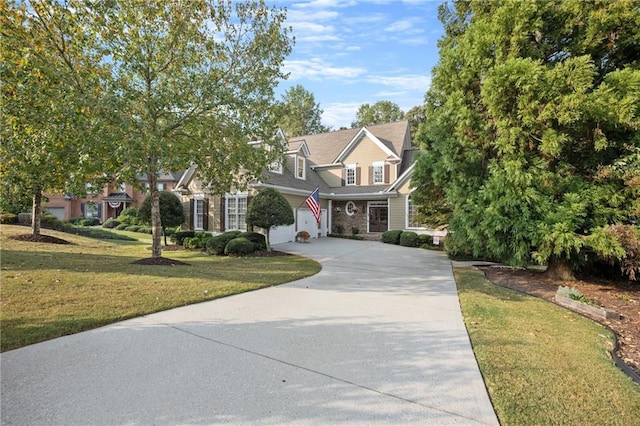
273;0;445;130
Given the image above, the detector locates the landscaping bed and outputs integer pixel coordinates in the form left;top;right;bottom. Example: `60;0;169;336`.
481;266;639;380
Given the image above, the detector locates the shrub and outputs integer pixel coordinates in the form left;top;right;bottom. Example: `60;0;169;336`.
0;212;18;224
184;232;213;250
138;226;153;234
335;224;345;234
80;217;100;227
400;231;419;247
224;237;256;256
381;229;402;244
239;232;267;250
115;223;129;230
172;231;196;246
206;231;241;255
351;227;360;235
102;219;121;229
164;227;176;236
41;214;64;230
125;225;141;233
68;217;83;225
417;234;433;247
117;208;139;225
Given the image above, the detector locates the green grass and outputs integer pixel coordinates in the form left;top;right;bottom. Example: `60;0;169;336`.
0;225;321;351
455;267;640;425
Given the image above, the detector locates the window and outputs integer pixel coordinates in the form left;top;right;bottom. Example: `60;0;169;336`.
119;182;127;192
194;199;205;230
345;201;357;216
226;193;247;231
407;196;424;228
296;156;305;179
269;159;283;174
83;202;99;218
157;182;167;191
345;164;356;185
372;161;384;184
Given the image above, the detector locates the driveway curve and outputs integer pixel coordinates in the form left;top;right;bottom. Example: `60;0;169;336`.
1;238;498;425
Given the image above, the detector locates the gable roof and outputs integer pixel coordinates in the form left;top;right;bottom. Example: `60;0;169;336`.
334;127;400;163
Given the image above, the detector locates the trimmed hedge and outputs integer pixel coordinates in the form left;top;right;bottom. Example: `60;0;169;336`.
171;231;196;246
417;234;433;247
124;225;141;233
115;223;129;230
239;231;267;250
400;231;419;247
224;237;256;256
80;217;100;226
206;231;242;255
381;229;403;244
184;232;213;249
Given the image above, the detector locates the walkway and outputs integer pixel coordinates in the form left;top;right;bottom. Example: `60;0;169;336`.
1;238;497;425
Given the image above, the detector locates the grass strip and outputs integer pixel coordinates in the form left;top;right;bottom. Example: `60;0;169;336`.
1;225;320;351
455;267;640;425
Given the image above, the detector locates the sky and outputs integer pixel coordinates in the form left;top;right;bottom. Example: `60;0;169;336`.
273;0;445;130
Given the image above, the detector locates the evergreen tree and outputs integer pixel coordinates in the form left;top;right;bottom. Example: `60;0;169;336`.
413;0;640;280
139;191;185;246
246;188;294;251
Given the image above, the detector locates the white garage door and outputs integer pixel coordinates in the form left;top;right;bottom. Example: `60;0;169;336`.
45;207;65;221
269;224;295;245
297;209;327;239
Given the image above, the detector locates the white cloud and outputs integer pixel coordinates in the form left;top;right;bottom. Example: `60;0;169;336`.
322;102;362;129
366;74;432;92
284;58;367;80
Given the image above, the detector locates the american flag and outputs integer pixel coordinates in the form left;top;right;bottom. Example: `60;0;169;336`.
305;187;321;225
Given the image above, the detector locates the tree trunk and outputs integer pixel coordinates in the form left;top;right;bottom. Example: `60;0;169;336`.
265;228;271;252
148;172;162;258
31;189;42;236
163;226;168;246
544;256;575;281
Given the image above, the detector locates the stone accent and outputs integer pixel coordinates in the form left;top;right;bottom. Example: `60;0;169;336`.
332;201;367;236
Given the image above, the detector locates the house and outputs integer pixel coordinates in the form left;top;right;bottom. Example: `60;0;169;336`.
175;120;444;244
43;172;183;223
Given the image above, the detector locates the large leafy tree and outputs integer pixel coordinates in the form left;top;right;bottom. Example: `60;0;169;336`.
405;105;426;145
413;0;640;280
278;85;330;137
351;100;405;128
246;188;294;252
93;0;292;259
1;1;115;236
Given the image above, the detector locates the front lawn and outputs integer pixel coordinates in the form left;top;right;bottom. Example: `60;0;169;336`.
455;267;640;425
0;225;320;351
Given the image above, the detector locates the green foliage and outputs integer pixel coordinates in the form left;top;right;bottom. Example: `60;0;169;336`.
138;191;185;230
334;224;345;234
351;227;360;235
381;230;403;245
171;231;196;246
1;2;118;236
417;234;434;248
351;101;405;127
405;105;426;144
239;232;267;251
206;231;242;256
124;225;141;233
278;85;331;137
115;223;129;231
413;0;640;273
246;188;294;251
117;208;139;226
184;232;213;250
0;213;18;224
400;231;419;247
102;219;121;229
224;237;256;256
80;218;100;227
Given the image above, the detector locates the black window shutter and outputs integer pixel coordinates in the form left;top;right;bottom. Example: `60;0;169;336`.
219;196;225;231
189;199;194;229
203;198;209;231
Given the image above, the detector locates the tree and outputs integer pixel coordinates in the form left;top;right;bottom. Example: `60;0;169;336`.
405;105;426;145
351;101;405;127
279;85;330;137
1;1;116;236
245;188;294;252
92;0;292;259
138;191;185;246
413;0;640;280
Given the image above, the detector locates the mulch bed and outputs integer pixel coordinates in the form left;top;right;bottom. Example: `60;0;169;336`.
480;266;640;380
131;257;191;266
9;234;73;244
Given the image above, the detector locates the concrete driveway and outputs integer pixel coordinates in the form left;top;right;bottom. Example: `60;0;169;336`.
1;238;498;425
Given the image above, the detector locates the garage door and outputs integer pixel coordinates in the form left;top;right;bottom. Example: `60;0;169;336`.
45;207;65;221
269;224;294;245
296;209;327;239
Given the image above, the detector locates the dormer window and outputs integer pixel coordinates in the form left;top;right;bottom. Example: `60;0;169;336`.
296;156;305;179
269;159;283;174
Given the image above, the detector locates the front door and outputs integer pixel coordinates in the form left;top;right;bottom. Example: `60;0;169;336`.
368;203;388;232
